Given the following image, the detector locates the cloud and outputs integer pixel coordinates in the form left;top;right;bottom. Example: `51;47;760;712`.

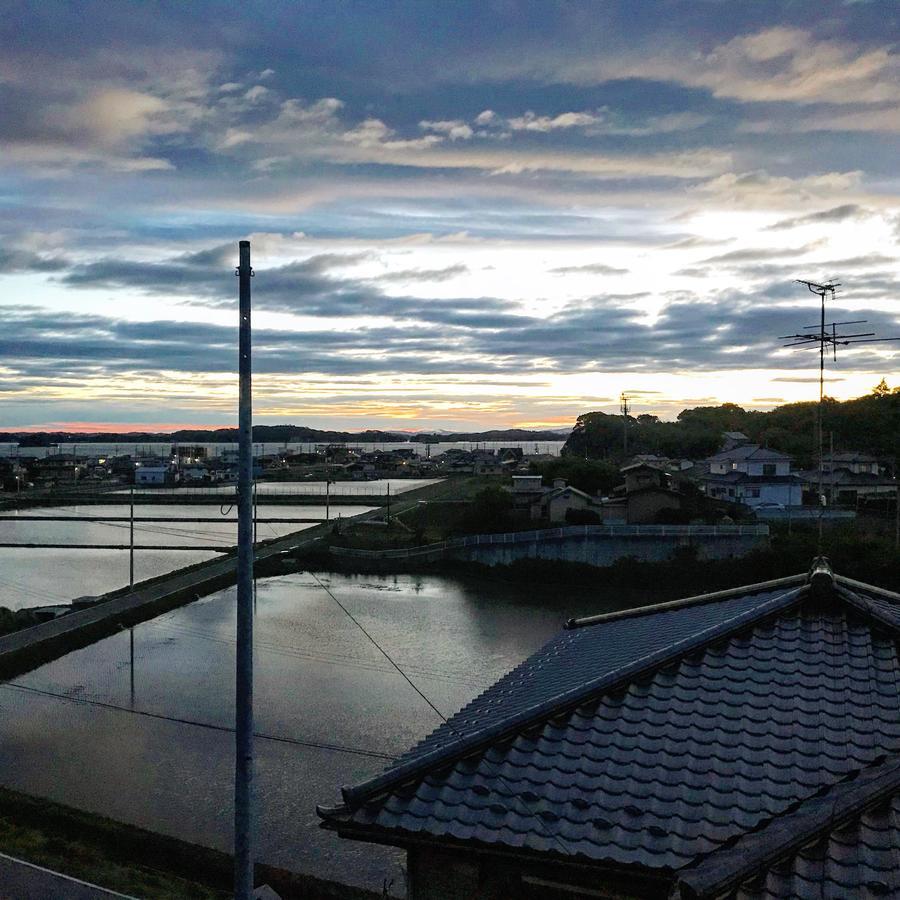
507;110;602;132
693;170;864;206
701;242;825;264
473;26;899;108
367;264;469;284
419;120;474;140
550;263;629;276
0;247;71;273
767;205;872;230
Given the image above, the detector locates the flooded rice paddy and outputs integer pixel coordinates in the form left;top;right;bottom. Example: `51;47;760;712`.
0;503;373;610
0;571;615;890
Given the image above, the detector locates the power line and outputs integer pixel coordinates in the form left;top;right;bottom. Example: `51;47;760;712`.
307;571;574;858
0;681;395;762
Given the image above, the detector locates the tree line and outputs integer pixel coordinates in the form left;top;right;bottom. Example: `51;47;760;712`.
563;380;900;467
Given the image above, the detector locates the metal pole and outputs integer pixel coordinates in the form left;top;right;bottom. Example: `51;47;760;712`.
817;288;826;548
234;239;255;900
129;627;135;707
129;485;134;589
895;481;899;552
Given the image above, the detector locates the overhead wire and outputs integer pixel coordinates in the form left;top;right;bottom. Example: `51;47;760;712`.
0;681;395;762
307;570;574;857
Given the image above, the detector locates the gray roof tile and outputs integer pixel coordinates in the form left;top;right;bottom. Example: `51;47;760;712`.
321;577;900;898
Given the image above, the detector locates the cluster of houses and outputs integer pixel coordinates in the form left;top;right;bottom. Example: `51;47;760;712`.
507;432;896;526
511;463;699;526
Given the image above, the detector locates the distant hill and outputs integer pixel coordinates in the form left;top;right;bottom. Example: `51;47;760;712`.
412;429;571;443
0;425;408;447
0;424;570;447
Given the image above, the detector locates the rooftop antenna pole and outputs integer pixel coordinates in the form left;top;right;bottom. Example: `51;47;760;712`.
234;240;255;900
620;392;630;458
780;279;900;549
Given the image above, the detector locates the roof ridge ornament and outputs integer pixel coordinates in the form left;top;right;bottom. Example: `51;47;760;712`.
807;556;835;599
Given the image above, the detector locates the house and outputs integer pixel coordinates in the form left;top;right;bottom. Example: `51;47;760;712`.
134;465;171;486
721;430;750;451
600;463;686;524
701;470;804;508
529;480;599;522
319;560;900;898
798;466;897;505
702;445;800;508
706;443;792;477
823;451;881;475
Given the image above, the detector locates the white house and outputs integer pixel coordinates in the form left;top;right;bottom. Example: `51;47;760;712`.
135;466;170;486
706;444;793;477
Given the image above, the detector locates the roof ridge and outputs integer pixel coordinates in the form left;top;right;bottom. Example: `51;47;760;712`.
336;584;807;811
566;573;806;629
673;752;900;899
835;583;900;635
835;575;900;605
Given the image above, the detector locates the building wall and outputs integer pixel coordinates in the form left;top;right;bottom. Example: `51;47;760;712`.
626;491;680;524
135;468;167;485
545;492;595;523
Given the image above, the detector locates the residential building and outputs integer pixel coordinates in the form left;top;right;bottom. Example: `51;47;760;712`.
823;451;881;475
530;480;599;522
600;463;687;524
135;465;171;486
702;444;800;508
320;561;900;899
721;430;750;451
706;444;792;477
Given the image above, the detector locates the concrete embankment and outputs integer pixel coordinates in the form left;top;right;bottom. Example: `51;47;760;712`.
0;531;305;680
0;480;448;679
329;523;771;572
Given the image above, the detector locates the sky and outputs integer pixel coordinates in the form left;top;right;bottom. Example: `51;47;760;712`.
2;0;899;433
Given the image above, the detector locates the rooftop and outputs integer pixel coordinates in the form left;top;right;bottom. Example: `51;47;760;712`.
320;563;900;898
706;445;792;463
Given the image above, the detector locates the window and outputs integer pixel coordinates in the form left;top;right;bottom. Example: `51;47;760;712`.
763;464;776;476
747;488;760;498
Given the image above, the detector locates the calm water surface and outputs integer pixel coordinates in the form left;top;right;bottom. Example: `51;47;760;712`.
0;504;373;610
0;571;618;890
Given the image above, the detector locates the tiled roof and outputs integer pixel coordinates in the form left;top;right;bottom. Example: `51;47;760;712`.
674;754;900;899
706;445;792;463
319;571;900;897
702;472;802;485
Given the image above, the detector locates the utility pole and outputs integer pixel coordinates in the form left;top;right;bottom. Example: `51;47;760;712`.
781;279;900;548
325;452;331;522
129;483;135;706
620;393;630;458
234;240;255;900
129;485;135;590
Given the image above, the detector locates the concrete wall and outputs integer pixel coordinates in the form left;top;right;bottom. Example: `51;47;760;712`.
330;525;770;571
453;527;767;567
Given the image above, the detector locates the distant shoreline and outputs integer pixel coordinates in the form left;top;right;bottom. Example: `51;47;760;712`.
0;426;570;447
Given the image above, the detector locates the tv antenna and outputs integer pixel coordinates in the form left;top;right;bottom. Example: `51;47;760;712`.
620;392;630;457
779;279;900;544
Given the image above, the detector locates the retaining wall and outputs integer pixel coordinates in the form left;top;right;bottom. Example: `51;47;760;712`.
330;524;770;570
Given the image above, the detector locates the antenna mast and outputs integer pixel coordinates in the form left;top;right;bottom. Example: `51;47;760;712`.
780;279;900;546
620;392;630;458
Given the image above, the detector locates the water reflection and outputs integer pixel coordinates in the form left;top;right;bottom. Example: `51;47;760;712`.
0;571;609;889
0;504;373;610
